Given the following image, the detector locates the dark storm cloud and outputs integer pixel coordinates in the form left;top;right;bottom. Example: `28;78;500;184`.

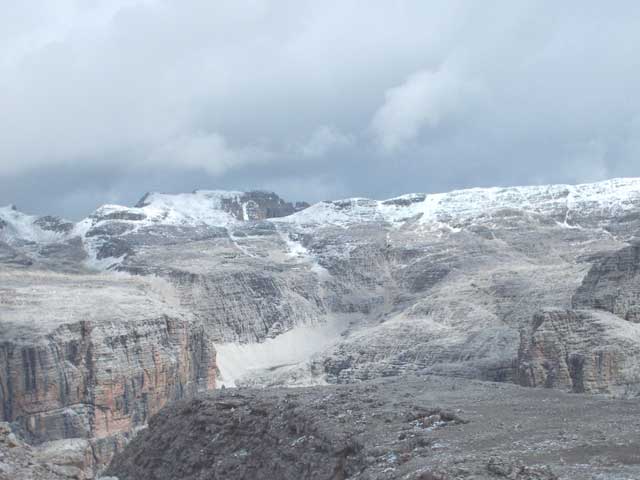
2;0;640;218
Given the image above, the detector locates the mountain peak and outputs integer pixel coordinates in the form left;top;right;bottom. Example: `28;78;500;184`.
0;206;73;244
124;189;308;224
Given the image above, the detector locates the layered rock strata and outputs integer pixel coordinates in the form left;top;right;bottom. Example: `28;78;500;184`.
517;309;640;396
0;269;216;473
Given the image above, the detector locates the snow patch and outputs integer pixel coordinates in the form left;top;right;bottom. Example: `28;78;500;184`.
216;318;345;387
96;190;244;229
84;252;127;271
0;206;67;244
229;232;258;258
277;229;331;279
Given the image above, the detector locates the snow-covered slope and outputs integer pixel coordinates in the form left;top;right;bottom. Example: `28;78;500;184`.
4;178;640;269
279;177;640;228
68;190;307;269
0;205;72;245
64;177;640;239
6;177;640;244
78;189;308;233
106;190;245;227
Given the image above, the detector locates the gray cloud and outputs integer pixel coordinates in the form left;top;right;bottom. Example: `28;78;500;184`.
1;0;640;218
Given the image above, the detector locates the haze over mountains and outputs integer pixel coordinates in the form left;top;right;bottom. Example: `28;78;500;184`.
3;178;640;478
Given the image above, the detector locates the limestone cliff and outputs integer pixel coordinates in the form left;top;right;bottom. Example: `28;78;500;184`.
0;269;216;474
517;309;640;396
572;243;640;321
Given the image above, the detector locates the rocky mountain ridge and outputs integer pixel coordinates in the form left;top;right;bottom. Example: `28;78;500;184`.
4;177;640;265
4;178;640;477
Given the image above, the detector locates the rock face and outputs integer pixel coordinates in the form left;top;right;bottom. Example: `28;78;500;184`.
135;190;309;220
517;240;640;395
517;309;640;395
0;421;72;480
0;269;216;474
572;243;640;320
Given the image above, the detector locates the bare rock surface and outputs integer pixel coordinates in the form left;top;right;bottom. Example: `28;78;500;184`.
0;422;70;480
106;375;640;480
573;243;640;319
0;269;216;473
1;420;123;479
517;309;640;396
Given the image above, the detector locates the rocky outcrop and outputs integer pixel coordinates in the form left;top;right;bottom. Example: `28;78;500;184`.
513;242;640;396
33;216;75;235
134;190;308;221
0;422;71;480
573;243;640;320
105;375;640;480
0;269;216;473
0;420;116;480
517;309;640;395
166;268;327;343
219;191;309;220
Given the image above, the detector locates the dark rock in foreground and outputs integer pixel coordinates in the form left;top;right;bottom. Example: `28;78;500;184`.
106;376;640;480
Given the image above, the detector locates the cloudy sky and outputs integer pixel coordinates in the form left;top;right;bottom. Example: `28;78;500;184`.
2;1;640;218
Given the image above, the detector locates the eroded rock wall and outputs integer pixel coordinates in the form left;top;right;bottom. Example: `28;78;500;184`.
0;270;217;472
1;317;215;441
517;309;640;396
573;243;640;321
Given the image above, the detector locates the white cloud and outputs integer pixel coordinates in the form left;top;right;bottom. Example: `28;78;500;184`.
0;0;457;178
371;67;479;152
558;138;610;184
298;126;354;158
3;1;640;217
149;132;272;176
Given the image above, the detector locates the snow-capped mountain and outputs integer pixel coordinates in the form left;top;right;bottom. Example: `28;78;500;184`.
281;177;640;228
5;177;640;473
0;205;73;245
4;177;640;249
5;177;640;271
1;190;309;269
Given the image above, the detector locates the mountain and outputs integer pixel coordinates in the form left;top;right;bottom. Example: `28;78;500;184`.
3;179;640;476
